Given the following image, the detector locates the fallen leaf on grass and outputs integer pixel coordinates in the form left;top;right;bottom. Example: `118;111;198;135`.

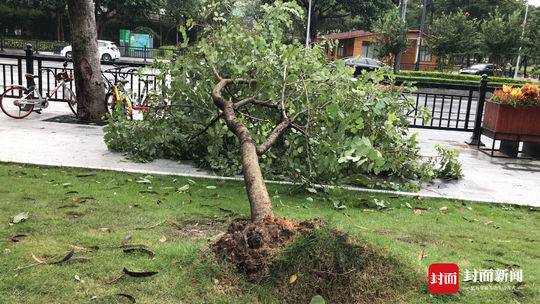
52;249;75;264
10;212;29;224
98;227;111;233
10;234;27;242
31;254;45;264
159;236;167;243
62;183;72;187
484;220;494;225
139;190;159;195
414;209;423;215
123;267;158;278
439;206;448;213
136;177;151;184
121;235;132;247
76;172;97;178
289;274;297;284
484;259;520;268
74;274;84;283
177;185;190;193
15;249;89;271
405;202;413;209
417;250;428;261
462;216;477;223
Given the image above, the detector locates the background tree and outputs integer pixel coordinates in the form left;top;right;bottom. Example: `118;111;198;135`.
429;10;479;70
264;0;393;41
434;0;523;20
161;0;201;46
372;8;409;71
522;6;540;77
480;10;522;65
93;0;161;37
4;0;67;41
66;0;107;122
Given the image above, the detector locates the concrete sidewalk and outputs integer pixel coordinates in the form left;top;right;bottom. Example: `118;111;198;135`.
0;103;539;207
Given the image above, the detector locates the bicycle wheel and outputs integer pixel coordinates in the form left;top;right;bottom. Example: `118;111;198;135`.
105;93;114;113
64;87;77;117
0;86;34;119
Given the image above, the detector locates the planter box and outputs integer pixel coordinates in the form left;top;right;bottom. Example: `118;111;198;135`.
482;101;540;142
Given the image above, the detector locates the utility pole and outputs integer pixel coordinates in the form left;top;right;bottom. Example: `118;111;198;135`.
414;0;428;71
305;0;313;47
394;0;408;73
513;0;529;79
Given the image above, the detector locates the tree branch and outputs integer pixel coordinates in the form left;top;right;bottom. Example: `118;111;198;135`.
188;113;222;141
233;97;278;109
280;65;289;119
256;118;291;155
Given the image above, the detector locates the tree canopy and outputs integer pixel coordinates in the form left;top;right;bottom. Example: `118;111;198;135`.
372;8;409;63
263;0;394;40
429;10;480;67
480;10;522;64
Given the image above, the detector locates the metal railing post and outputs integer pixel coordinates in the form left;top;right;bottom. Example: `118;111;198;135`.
143;45;147;63
25;44;34;75
466;74;488;146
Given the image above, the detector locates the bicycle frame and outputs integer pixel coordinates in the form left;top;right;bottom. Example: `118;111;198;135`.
23;78;72;109
112;82;133;114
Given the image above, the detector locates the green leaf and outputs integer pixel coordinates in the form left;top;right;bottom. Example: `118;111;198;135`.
310;295;326;304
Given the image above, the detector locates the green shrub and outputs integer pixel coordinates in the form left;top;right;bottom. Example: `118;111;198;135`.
3;38;68;52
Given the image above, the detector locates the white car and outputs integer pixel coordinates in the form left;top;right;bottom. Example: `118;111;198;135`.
61;40;121;61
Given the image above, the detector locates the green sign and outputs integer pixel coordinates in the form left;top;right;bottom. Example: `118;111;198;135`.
119;29;130;46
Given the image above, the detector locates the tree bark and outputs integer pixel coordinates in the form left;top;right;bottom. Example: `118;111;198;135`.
66;0;107;122
212;79;274;222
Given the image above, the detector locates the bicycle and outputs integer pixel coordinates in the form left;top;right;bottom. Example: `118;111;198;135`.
102;65;153;120
0;61;77;119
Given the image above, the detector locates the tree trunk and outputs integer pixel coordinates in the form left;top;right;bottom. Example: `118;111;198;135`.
240;139;274;221
212;79;274;222
66;0;107;122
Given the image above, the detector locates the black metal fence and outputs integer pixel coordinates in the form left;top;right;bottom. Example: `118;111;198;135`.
0;44;508;144
404;76;496;144
404;81;496;131
0;44;160;102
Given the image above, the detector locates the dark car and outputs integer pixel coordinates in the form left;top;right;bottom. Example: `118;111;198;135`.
459;63;499;76
344;57;385;76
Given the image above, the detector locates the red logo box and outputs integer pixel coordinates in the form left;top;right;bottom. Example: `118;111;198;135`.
428;263;459;294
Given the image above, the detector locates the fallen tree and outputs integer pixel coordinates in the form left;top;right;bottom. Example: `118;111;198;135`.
105;1;461;194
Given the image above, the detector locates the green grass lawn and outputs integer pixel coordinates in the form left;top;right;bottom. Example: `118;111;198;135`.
0;163;538;303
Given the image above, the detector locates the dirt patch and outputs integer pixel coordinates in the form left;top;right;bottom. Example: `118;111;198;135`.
167;217;230;240
212;217;322;282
